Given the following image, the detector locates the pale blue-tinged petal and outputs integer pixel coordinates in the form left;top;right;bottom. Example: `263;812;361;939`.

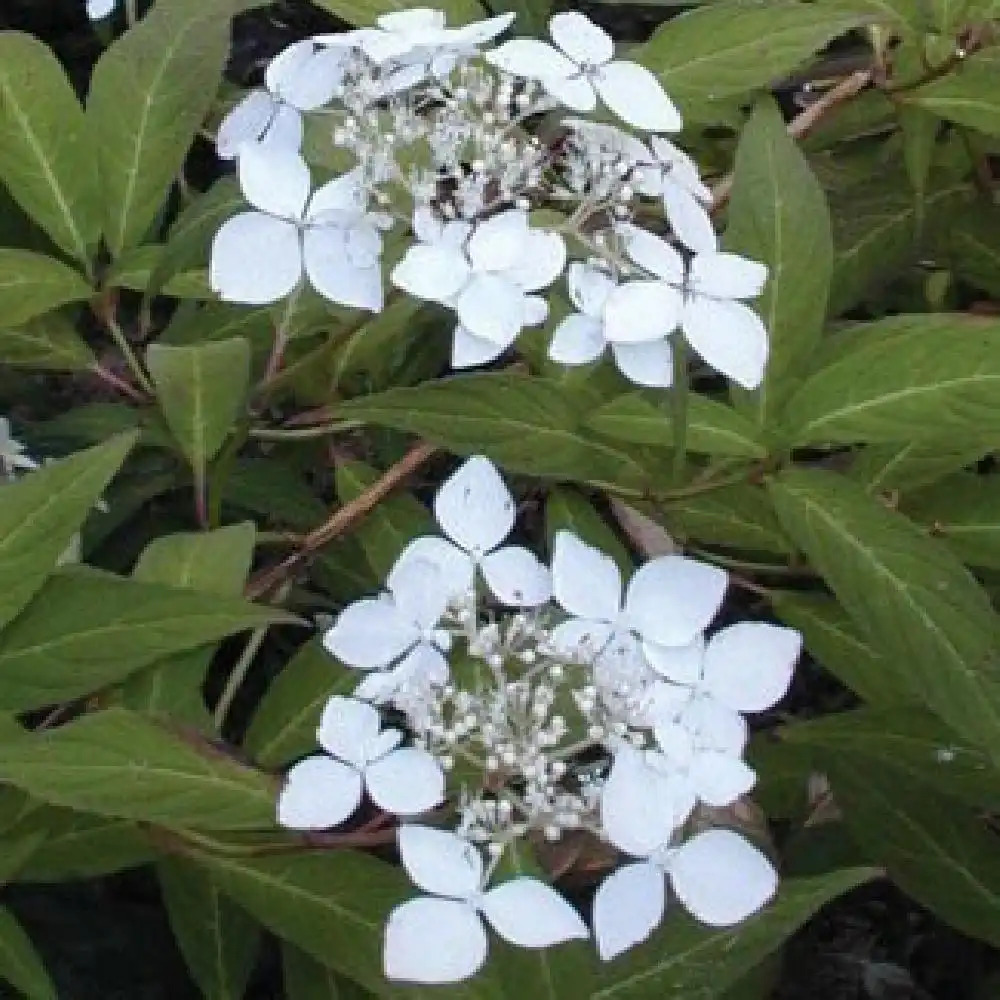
604;281;682;344
467;210;527;273
611;339;674;387
366;747;445;816
682;296;768;390
619;224;684;282
398;826;483;897
238;146;310;218
393;536;475;604
567;260;617;317
601;744;678;857
595;61;683;132
455;273;525;346
277;755;362;830
210;213;301;305
480;545;552;606
549;617;615;662
541;72;597;111
479;878;589;947
549;314;606;365
323;597;418;669
593;861;665;960
549;12;614;66
642;634;704;685
386;556;450;628
484;38;578;83
552;530;621;621
505;228;566;292
317;695;382;764
691;751;756;807
303;228;384;311
384;897;488;984
451;324;509;368
663;184;717;253
216;91;278;160
702;622;801;713
306;166;366;219
391;243;471;304
691;252;767;299
435;454;515;555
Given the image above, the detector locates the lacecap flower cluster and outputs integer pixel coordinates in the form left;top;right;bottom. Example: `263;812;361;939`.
211;8;770;390
277;455;801;983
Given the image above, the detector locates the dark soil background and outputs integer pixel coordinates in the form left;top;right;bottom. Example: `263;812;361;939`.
1;2;999;998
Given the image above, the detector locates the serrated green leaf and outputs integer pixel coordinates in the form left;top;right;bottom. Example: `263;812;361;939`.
147;337;251;485
310;0;485;28
589;867;877;998
634;1;873;123
768;469;1000;757
284;944;376;1000
946;202;1000;297
824;764;1000;947
87;2;231;254
336;461;433;578
908;51;1000;137
0;566;295;712
849;437;997;493
725;98;832;426
587;392;766;458
107;244;211;298
783;314;1000;446
0;249;91;325
159;857;261;1000
0;906;56;1000
0;430;136;630
780;706;1000;811
0;708;275;830
338;373;651;491
244;639;356;769
0;314;94;370
0;32;100;265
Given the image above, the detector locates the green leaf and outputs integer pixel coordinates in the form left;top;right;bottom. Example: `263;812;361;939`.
147;337;251;485
545;488;632;577
0;708;276;830
849;437;999;493
0;430;136;630
783;314;1000;446
87;2;231;254
768;469;1000;756
908;51;1000;137
0;249;91;325
0;32;100;265
634;1;873;123
309;0;485;28
198;849;504;999
336;461;433;578
338;373;650;491
725;98;833;426
770;592;905;705
780;706;1000;811
824;764;1000;947
244;639;356;769
0;314;94;370
0;566;295;712
904;473;1000;569
589;867;877;998
946;203;1000;298
587;392;766;458
159;857;261;1000
0;906;56;1000
106;244;211;298
283;944;375;1000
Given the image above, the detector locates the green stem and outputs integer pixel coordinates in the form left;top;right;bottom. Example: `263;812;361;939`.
248;420;363;442
670;335;689;484
106;315;154;395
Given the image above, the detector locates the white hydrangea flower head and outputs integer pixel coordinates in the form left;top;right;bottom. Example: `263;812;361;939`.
277;696;445;829
549;260;673;387
486;12;682;132
392;455;552;607
593;827;779;960
610;223;770;389
217;40;350;159
550;530;727;684
392;208;566;367
210;148;391;308
384;825;588;983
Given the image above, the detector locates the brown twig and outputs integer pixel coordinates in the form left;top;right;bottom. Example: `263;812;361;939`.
90;363;148;404
711;68;874;212
245;440;438;600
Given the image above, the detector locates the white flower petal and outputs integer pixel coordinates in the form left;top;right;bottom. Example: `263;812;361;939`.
392;536;475;604
87;0;117;20
663;184;717;253
435;455;515;556
455;273;525;346
595;61;683;132
455;11;516;45
238;146;310;218
552;530;621;621
216;91;278;160
603;282;682;344
567;260;616;317
480;878;589;948
391;244;471;304
619;224;684;282
384;897;488;984
398;826;484;898
306;167;366;219
277;755;362;830
691;252;768;299
451;324;508;368
549;617;615;662
323;597;418;670
467;209;527;273
624;555;727;647
480;546;552;607
385;556;450;629
682;697;748;756
266;41;341;110
601;744;678;857
484;38;579;83
549;314;606;365
549;12;614;66
642;634;704;685
593;861;665;960
262;103;305;156
210;213;301;305
702;622;801;713
540;72;598;112
611;339;674;388
317;695;382;763
303;228;383;311
366;747;445;816
668;829;777;926
523;294;549;327
682;297;769;390
505;229;566;292
691;752;756;807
